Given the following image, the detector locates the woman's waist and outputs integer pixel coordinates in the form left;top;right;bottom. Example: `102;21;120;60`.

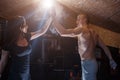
11;45;32;57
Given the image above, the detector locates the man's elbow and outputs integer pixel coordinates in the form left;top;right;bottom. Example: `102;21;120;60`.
61;34;65;37
58;32;65;36
60;34;70;37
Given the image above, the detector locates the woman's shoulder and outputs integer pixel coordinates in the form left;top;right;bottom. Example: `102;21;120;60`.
25;32;31;41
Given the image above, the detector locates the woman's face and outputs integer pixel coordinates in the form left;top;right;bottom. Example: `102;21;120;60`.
20;19;28;33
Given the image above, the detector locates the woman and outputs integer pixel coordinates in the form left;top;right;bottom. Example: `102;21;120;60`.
0;16;52;80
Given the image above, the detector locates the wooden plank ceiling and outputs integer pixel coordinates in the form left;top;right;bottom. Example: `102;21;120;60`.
0;0;120;33
57;0;120;33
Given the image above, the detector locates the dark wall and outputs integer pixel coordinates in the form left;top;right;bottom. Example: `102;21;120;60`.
1;33;120;80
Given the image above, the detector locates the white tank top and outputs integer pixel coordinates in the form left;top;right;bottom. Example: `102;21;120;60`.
77;29;97;59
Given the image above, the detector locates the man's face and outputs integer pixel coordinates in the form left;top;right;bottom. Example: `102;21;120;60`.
76;14;88;26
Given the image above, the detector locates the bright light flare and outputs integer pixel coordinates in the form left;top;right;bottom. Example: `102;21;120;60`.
42;0;54;9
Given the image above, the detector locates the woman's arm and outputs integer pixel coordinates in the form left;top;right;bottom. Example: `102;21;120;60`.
0;50;9;76
30;17;52;40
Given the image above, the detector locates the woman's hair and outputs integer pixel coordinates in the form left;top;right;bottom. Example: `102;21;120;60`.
5;16;26;45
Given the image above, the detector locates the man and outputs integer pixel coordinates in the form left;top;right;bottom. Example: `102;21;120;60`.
52;13;117;80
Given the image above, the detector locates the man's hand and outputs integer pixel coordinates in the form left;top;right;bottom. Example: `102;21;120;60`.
49;7;56;18
110;59;117;69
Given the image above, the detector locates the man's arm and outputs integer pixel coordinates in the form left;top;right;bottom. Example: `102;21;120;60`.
97;36;112;60
97;35;117;69
53;19;78;37
30;17;52;40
